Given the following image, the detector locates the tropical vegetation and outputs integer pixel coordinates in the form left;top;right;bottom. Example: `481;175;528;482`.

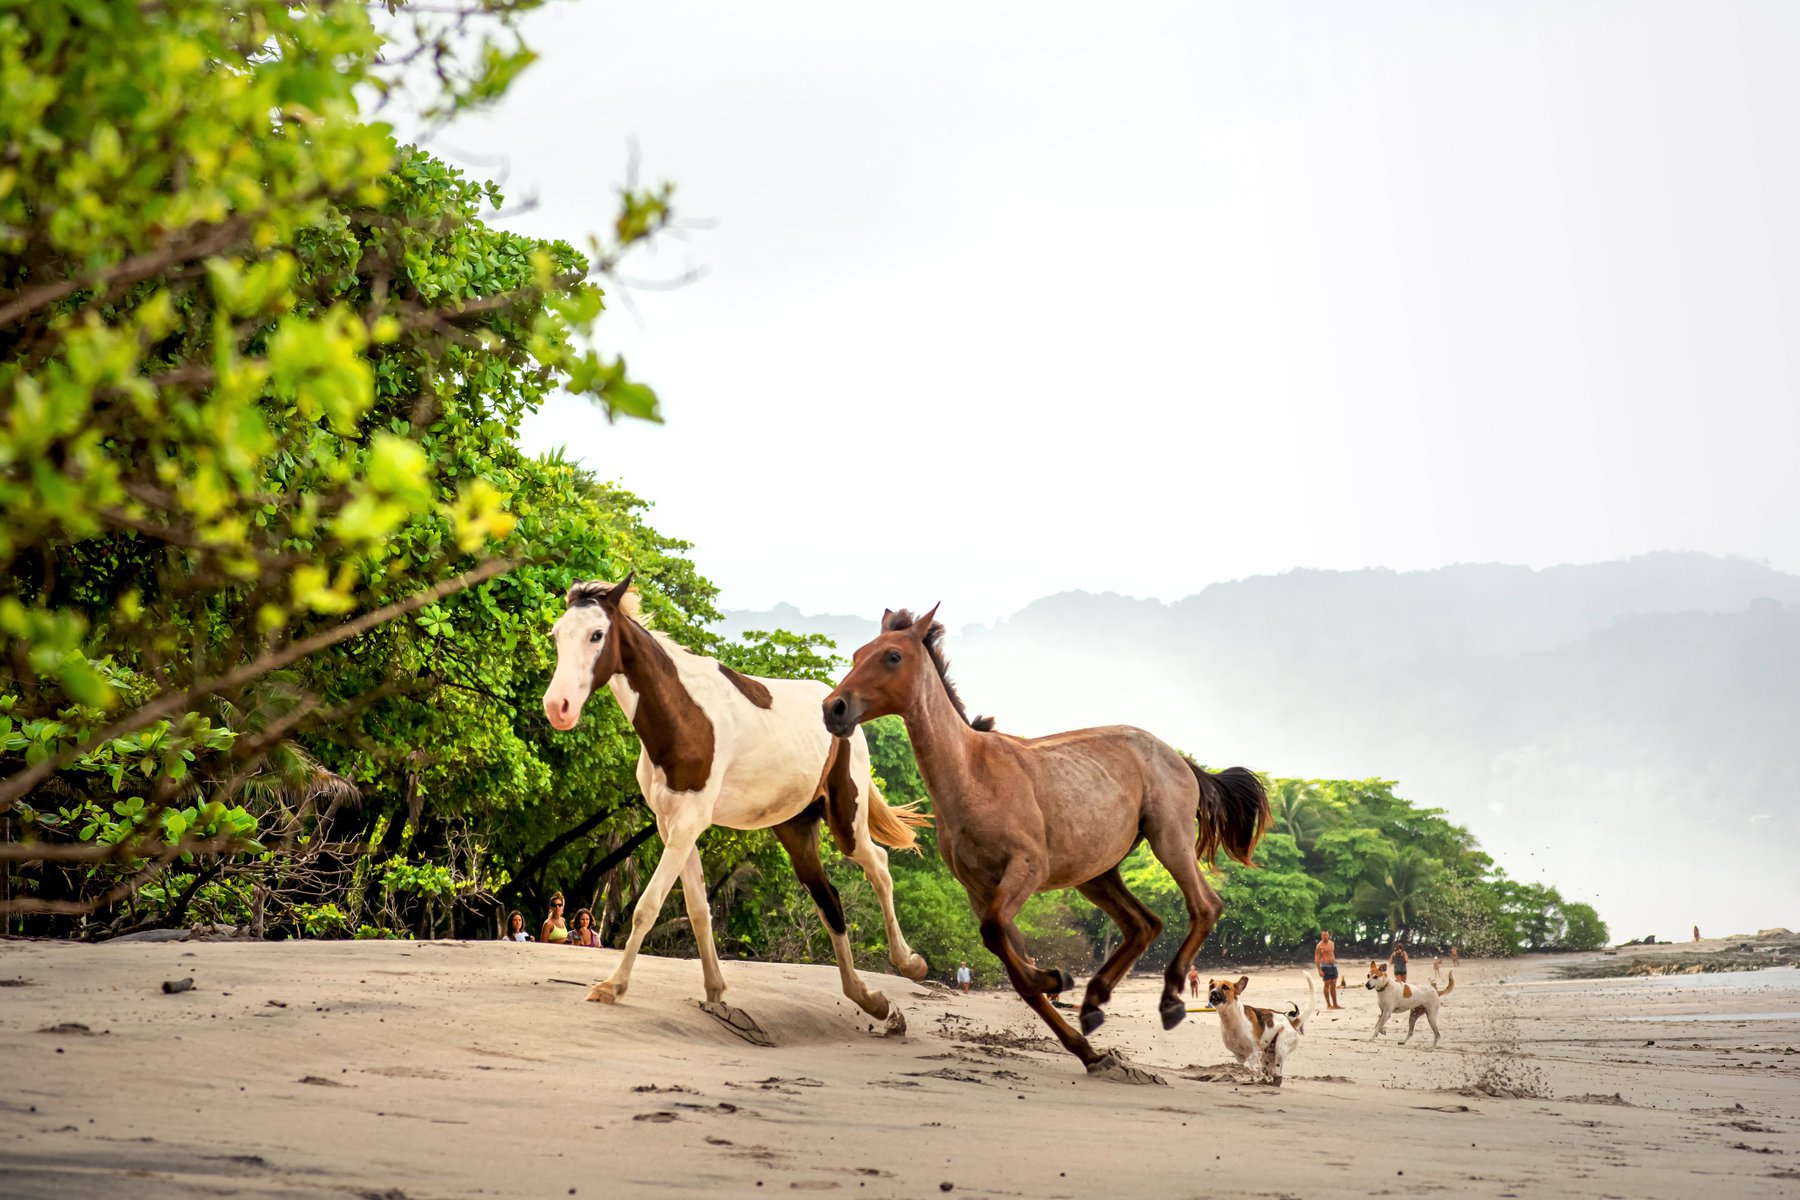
0;0;1605;979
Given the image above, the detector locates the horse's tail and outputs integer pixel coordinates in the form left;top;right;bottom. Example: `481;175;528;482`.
1185;759;1269;867
866;785;930;853
1439;971;1455;998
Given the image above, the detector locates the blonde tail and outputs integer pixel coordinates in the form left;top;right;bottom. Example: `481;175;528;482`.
866;786;930;853
1440;971;1455;998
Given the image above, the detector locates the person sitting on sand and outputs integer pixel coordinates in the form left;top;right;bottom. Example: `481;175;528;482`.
571;907;600;947
1315;929;1342;1009
503;911;532;942
540;892;568;944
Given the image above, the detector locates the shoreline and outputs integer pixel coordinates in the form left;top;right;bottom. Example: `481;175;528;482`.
2;938;1796;1198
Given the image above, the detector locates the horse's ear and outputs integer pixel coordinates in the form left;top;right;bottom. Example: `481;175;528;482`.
603;571;636;607
881;608;896;628
912;601;941;637
1236;975;1250;995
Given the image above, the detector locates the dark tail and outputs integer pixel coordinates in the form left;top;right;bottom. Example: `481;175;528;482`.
1185;760;1269;867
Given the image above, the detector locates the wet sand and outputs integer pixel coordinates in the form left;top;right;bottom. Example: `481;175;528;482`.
2;937;1796;1198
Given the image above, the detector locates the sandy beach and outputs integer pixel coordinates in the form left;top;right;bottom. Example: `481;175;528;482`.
2;936;1796;1198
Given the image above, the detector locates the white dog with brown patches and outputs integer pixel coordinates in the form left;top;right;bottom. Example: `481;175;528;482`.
1365;960;1454;1044
1208;974;1315;1086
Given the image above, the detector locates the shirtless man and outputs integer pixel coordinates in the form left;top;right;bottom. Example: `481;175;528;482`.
1314;929;1341;1009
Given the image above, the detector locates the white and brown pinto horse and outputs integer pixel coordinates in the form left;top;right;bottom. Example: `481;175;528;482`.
541;575;928;1033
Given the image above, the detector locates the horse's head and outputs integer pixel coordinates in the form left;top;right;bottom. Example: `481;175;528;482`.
825;602;1002;739
542;573;637;731
822;604;940;736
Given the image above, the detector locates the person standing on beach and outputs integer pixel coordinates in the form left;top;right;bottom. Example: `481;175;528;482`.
1694;925;1702;942
955;961;972;994
1389;941;1409;983
540;892;568;944
1315;930;1341;1009
1188;966;1201;999
1450;945;1459;967
571;908;600;947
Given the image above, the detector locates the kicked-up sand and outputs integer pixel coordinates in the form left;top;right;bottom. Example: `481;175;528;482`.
1;936;1797;1198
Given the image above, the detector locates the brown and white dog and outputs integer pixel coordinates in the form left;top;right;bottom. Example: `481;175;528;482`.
1208;974;1315;1086
1364;960;1454;1044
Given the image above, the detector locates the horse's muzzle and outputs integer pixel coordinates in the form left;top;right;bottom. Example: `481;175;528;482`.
822;693;864;738
543;694;581;731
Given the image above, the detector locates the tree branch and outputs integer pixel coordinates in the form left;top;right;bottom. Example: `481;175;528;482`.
0;557;519;813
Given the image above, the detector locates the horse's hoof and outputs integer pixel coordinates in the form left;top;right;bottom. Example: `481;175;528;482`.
1085;1052;1167;1086
1080;1008;1106;1035
1050;968;1075;996
586;982;619;1004
900;953;929;982
881;1006;907;1038
1159;996;1187;1031
697;1000;774;1047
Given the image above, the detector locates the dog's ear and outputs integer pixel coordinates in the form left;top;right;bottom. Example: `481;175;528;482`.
1235;975;1250;995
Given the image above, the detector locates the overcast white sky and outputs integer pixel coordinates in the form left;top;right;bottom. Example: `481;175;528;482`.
445;1;1800;623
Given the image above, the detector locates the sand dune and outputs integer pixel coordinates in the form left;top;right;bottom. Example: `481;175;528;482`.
2;938;1796;1198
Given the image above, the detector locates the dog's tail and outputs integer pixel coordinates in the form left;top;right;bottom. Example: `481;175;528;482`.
1439;971;1455;998
1293;972;1319;1034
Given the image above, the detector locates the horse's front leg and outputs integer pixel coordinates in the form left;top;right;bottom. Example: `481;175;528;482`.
679;848;726;1004
588;805;708;1004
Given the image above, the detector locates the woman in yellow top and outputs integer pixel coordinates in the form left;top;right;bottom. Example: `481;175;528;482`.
540;892;568;944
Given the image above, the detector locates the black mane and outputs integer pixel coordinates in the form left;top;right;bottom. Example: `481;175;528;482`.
565;580;610;607
882;609;996;732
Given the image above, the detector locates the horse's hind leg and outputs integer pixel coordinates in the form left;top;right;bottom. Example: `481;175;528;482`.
1073;867;1163;1035
678;848;726;1004
830;740;927;981
848;833;928;981
1141;818;1223;1031
772;804;894;1023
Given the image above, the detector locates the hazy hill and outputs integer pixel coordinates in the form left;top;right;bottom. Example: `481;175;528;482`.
719;554;1800;940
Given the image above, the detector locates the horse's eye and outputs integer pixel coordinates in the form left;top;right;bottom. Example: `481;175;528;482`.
590;630;604;643
886;650;902;666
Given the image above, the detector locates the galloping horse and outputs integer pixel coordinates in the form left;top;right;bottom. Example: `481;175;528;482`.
823;606;1270;1077
541;575;929;1034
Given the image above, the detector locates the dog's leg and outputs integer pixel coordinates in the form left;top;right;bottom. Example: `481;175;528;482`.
1372;1005;1389;1039
1427;1001;1442;1046
1404;1008;1422;1044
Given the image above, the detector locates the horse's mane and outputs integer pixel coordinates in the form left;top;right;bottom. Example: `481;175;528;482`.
881;609;995;732
565;580;645;624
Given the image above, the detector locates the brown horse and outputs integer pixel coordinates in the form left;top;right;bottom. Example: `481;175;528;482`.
823;606;1269;1077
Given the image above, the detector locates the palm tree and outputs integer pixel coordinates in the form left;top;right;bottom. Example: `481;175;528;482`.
1352;847;1439;938
1269;779;1329;851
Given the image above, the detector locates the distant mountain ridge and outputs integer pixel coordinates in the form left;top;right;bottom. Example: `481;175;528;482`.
718;554;1800;940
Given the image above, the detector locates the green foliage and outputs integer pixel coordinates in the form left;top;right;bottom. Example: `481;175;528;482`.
0;0;685;932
